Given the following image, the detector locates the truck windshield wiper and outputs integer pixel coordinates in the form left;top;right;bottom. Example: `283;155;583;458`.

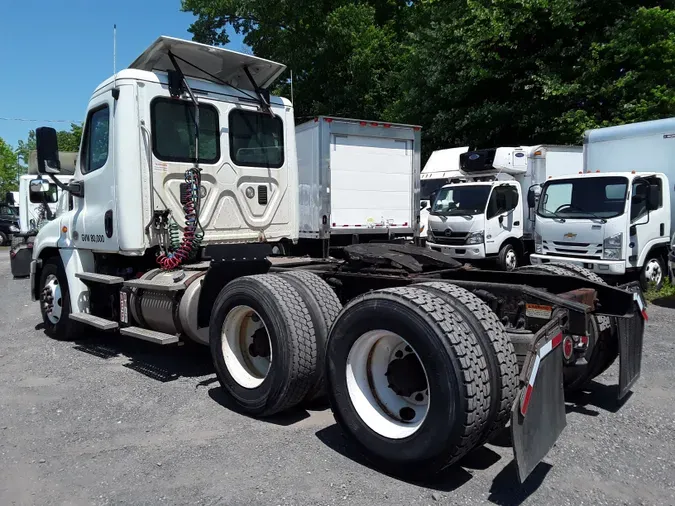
564;205;608;223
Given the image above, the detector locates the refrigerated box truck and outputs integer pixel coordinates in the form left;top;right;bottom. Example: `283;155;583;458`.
294;117;420;255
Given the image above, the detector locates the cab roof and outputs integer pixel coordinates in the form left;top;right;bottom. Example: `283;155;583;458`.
546;171;660;182
129;36;287;91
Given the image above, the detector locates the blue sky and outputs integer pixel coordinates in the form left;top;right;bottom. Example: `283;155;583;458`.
0;0;244;149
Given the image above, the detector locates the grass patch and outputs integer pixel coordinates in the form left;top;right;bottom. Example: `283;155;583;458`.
645;277;675;303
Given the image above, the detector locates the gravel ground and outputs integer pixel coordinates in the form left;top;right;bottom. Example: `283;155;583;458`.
1;251;674;506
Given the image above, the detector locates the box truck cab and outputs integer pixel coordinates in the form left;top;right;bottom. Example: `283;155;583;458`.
427;145;582;270
418;147;469;239
531;171;670;289
530;118;675;290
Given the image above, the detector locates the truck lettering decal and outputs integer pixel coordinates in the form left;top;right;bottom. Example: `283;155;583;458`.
80;234;105;243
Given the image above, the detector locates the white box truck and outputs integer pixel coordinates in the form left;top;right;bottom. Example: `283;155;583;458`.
26;35;646;485
294;117;420;255
426;145;582;270
530;117;675;290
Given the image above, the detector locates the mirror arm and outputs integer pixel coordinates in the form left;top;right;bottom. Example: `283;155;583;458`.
46;174;84;199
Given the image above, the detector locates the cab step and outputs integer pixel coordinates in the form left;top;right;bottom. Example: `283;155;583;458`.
69;312;119;331
123;278;186;292
120;326;179;345
75;272;125;285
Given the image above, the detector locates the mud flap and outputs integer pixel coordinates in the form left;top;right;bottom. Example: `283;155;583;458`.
511;317;566;483
616;287;646;400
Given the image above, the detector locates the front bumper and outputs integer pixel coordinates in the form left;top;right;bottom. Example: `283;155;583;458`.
529;254;626;275
427;241;486;259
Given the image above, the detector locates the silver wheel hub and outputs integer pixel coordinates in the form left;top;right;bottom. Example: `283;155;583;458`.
505;249;517;270
645;260;662;285
221;305;272;389
346;330;430;439
41;274;62;325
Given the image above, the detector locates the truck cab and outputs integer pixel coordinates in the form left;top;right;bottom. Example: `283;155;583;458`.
426;146;528;269
30;36;297;315
530;171;670;289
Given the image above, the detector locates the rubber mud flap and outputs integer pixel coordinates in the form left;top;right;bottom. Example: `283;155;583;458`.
511;322;566;483
616;292;645;400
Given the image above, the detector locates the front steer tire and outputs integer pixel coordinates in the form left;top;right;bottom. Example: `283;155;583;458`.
326;286;491;477
209;274;318;417
39;258;83;341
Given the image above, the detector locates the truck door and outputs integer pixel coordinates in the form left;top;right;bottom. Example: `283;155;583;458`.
629;176;664;267
485;184;522;255
74;97;118;252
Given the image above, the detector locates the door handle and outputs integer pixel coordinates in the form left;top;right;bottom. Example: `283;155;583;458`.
514;221;520;226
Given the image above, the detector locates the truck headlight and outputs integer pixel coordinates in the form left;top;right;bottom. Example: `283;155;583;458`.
465;231;484;245
534;232;543;254
603;232;623;260
9;224;19;233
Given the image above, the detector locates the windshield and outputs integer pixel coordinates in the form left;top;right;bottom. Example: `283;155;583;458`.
538;176;628;219
421;179;449;201
431;185;491;216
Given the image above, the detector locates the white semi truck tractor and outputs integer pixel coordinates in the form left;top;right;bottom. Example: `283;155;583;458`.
29;36;646;483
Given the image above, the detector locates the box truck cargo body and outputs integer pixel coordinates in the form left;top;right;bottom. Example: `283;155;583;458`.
295;117;420;247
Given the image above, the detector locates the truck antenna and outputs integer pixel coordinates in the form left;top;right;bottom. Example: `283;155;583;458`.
112;24;120;100
290;69;294;105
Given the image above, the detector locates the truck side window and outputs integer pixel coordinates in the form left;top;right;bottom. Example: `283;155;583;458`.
487;186;518;219
631;178;662;222
151;98;220;164
81;105;110;174
229;109;284;168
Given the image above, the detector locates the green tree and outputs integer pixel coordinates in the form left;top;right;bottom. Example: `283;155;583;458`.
183;0;675;156
181;0;409;121
0;138;19;196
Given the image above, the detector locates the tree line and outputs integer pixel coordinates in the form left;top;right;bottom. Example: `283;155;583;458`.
182;0;675;158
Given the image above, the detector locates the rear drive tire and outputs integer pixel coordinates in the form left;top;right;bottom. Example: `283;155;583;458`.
278;270;342;402
640;255;665;292
209;274;317;417
38;258;83;341
497;243;519;271
326;286;491;477
0;231;8;246
517;263;617;390
415;282;519;443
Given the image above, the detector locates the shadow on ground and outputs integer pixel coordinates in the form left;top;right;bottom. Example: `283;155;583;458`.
207;386;321;426
315;423;550;504
55;329;214;382
565;380;631;415
649;296;675;309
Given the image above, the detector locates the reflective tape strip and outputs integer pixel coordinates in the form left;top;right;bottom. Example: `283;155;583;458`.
634;292;648;321
521;332;563;416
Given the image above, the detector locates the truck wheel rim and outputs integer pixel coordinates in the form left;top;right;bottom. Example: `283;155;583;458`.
221;305;272;389
346;330;430;439
505;249;517;270
42;274;62;324
645;259;662;285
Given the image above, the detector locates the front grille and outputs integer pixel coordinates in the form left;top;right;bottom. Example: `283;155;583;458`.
552;241;591;247
544;240;602;258
430;231;468;246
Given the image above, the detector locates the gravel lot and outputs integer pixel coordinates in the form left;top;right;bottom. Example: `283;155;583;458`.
1;251;674;506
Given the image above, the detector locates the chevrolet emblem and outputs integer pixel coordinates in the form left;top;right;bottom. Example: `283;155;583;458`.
563;232;577;239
